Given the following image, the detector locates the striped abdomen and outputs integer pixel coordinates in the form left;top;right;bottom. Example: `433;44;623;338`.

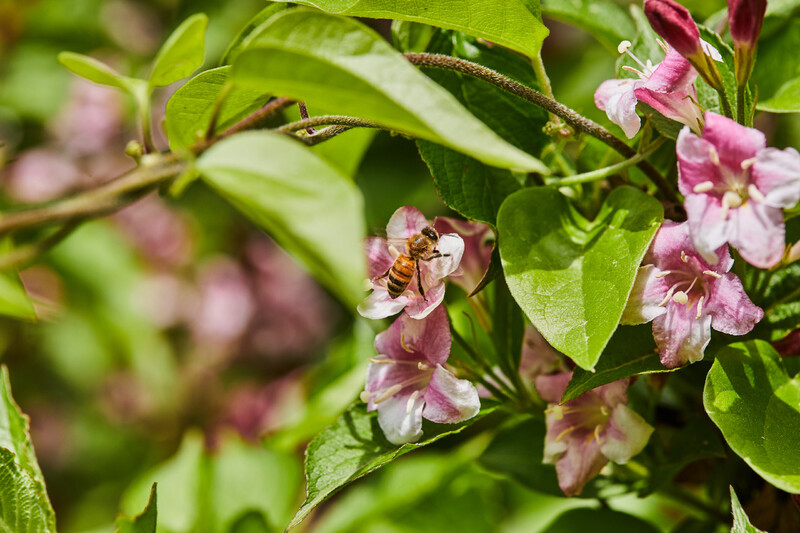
387;255;415;299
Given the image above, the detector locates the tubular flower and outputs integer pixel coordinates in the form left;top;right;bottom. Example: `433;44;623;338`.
728;0;767;83
358;206;464;320
361;305;480;445
677;112;800;268
622;221;763;368
594;42;703;138
534;373;653;497
433;217;493;295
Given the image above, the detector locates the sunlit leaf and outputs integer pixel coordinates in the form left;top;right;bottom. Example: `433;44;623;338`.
116;484;157;533
149;13;208;88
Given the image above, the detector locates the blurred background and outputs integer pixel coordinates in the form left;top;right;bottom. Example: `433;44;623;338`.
0;0;796;532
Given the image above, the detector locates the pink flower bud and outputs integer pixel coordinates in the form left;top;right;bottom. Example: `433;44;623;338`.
644;0;702;58
728;0;767;48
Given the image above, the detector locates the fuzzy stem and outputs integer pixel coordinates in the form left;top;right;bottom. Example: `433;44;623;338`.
549;140;663;186
275;115;382;134
404;53;679;204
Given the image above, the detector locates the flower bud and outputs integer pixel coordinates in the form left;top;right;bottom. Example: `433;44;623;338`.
644;0;702;58
728;0;767;84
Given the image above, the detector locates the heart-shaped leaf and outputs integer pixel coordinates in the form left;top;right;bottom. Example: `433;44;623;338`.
149;13;208;89
497;186;663;370
704;341;800;493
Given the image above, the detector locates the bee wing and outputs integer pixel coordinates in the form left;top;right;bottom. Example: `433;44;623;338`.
385;238;408;254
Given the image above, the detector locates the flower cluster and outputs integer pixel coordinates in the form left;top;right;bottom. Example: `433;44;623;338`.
358;206;494;444
595;0;800;368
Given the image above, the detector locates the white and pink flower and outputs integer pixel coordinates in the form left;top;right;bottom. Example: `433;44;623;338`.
433;217;493;295
622;221;763;368
677;112;800;268
358;206;464;320
535;373;653;497
361;305;480;445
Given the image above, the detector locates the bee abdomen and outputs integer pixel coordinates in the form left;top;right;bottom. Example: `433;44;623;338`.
388;256;415;299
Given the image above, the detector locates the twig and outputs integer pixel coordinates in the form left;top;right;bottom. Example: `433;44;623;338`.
274;115;382;134
404;53;679;204
548;140;664;186
0;222;82;270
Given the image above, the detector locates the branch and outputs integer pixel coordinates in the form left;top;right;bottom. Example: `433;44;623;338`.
0;222;82;271
404;53;680;204
274;115;382;134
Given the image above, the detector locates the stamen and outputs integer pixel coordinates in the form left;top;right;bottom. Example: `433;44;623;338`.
708;146;720;166
360;390;372;403
400;333;414;353
723;190;743;209
622;65;647;79
693;181;715;193
656;38;669;54
659;286;676;307
748;184;766;203
594;424;603;444
406;390;421;414
546;404;564;420
703;270;722;279
672;291;689;305
741;156;758;170
696;295;705;320
681;251;688;263
369;357;394;364
685;276;698;294
618;40;652;76
373;384;403;404
655;270;672;278
417;362;430;370
617;40;632;54
555;426;577;442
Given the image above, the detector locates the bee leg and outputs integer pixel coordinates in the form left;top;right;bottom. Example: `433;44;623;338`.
416;260;427;301
372;268;391;281
421;250;450;261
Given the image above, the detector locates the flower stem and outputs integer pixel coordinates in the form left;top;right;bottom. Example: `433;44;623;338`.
451;325;519;403
274;115;382;135
404;53;679;204
736;83;747;126
0;222;82;271
548;140;664;186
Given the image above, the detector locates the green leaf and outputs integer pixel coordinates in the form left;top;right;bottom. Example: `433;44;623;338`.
758;76;800;113
562;324;668;402
478;415;562;496
703;341;800;493
271;0;549;60
149;13;208;89
730;486;766;533
498;186;663;371
391;20;436;54
57;52;133;90
232;9;549;173
196;131;366;308
753;17;800;103
116;484;157;533
542;0;635;52
0;367;56;532
221;3;288;64
288;402;494;530
697;27;738;120
417;31;549;226
165;66;271;151
542;508;660;533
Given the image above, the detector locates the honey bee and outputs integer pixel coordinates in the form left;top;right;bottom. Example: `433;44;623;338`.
378;226;449;300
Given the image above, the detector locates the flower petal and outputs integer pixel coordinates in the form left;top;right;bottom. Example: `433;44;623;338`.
593;379;631;408
600;404;654;463
702;112;765;170
751;147;800;209
621;264;669;324
707;273;763;335
376;389;425;445
534;372;572;404
403;281;446;320
358;288;410;319
595;79;641;139
652;302;712;368
683;194;731;266
423;233;465;282
386;206;430;240
422;365;480;424
401;305;451;365
365;237;395;279
728;201;785;269
677;126;724;197
554;437;607;497
365;358;425;407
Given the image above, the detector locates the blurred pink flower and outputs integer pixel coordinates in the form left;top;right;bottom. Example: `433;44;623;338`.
190;258;256;346
433;217;493;295
115;195;193;267
362;305;479;445
359;206;464;320
535;373;653;496
51;78;124;156
4;148;83;203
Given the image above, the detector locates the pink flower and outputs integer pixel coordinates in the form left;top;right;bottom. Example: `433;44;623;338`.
433;217;493;295
595;45;703;138
622;221;763;368
677;112;800;268
644;0;702;60
535;373;653;497
361;305;480;445
519;325;565;388
358;206;464;320
728;0;767;50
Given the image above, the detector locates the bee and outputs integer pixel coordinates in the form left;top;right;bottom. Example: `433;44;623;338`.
378;226;449;300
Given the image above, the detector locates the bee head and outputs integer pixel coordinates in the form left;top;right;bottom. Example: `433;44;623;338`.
421;226;438;241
